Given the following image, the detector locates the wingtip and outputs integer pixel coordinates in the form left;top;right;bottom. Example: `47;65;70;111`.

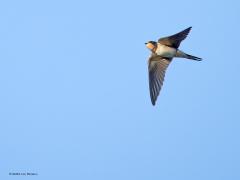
186;26;192;31
151;101;156;106
150;98;156;106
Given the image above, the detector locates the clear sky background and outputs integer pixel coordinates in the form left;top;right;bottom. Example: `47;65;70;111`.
0;0;239;179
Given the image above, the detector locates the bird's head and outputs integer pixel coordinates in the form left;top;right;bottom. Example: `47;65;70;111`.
145;41;157;51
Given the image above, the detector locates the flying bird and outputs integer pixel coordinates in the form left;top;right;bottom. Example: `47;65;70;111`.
145;27;202;106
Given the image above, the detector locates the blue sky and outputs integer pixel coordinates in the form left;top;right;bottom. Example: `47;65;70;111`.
0;0;239;179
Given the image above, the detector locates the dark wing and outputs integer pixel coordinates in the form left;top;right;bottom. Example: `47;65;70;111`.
158;27;192;48
148;55;172;105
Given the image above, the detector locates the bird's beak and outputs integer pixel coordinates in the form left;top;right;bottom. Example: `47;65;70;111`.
145;43;147;45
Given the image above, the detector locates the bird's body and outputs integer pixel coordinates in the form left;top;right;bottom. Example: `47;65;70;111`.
155;43;177;58
145;27;202;106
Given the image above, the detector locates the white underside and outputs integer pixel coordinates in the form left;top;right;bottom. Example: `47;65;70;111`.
155;43;177;58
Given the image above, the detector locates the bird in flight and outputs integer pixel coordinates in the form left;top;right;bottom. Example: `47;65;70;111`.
145;27;202;106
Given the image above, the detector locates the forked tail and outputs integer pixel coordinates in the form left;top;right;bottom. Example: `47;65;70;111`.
185;53;202;61
176;50;202;61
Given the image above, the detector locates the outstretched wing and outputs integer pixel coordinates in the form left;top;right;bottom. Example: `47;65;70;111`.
158;27;192;48
148;55;172;105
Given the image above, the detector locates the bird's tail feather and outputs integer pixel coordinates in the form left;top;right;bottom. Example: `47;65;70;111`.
185;53;202;61
175;50;202;61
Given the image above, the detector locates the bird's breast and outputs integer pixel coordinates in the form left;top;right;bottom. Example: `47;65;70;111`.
155;44;177;58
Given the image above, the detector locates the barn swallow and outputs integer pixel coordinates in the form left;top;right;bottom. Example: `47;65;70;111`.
145;27;202;106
